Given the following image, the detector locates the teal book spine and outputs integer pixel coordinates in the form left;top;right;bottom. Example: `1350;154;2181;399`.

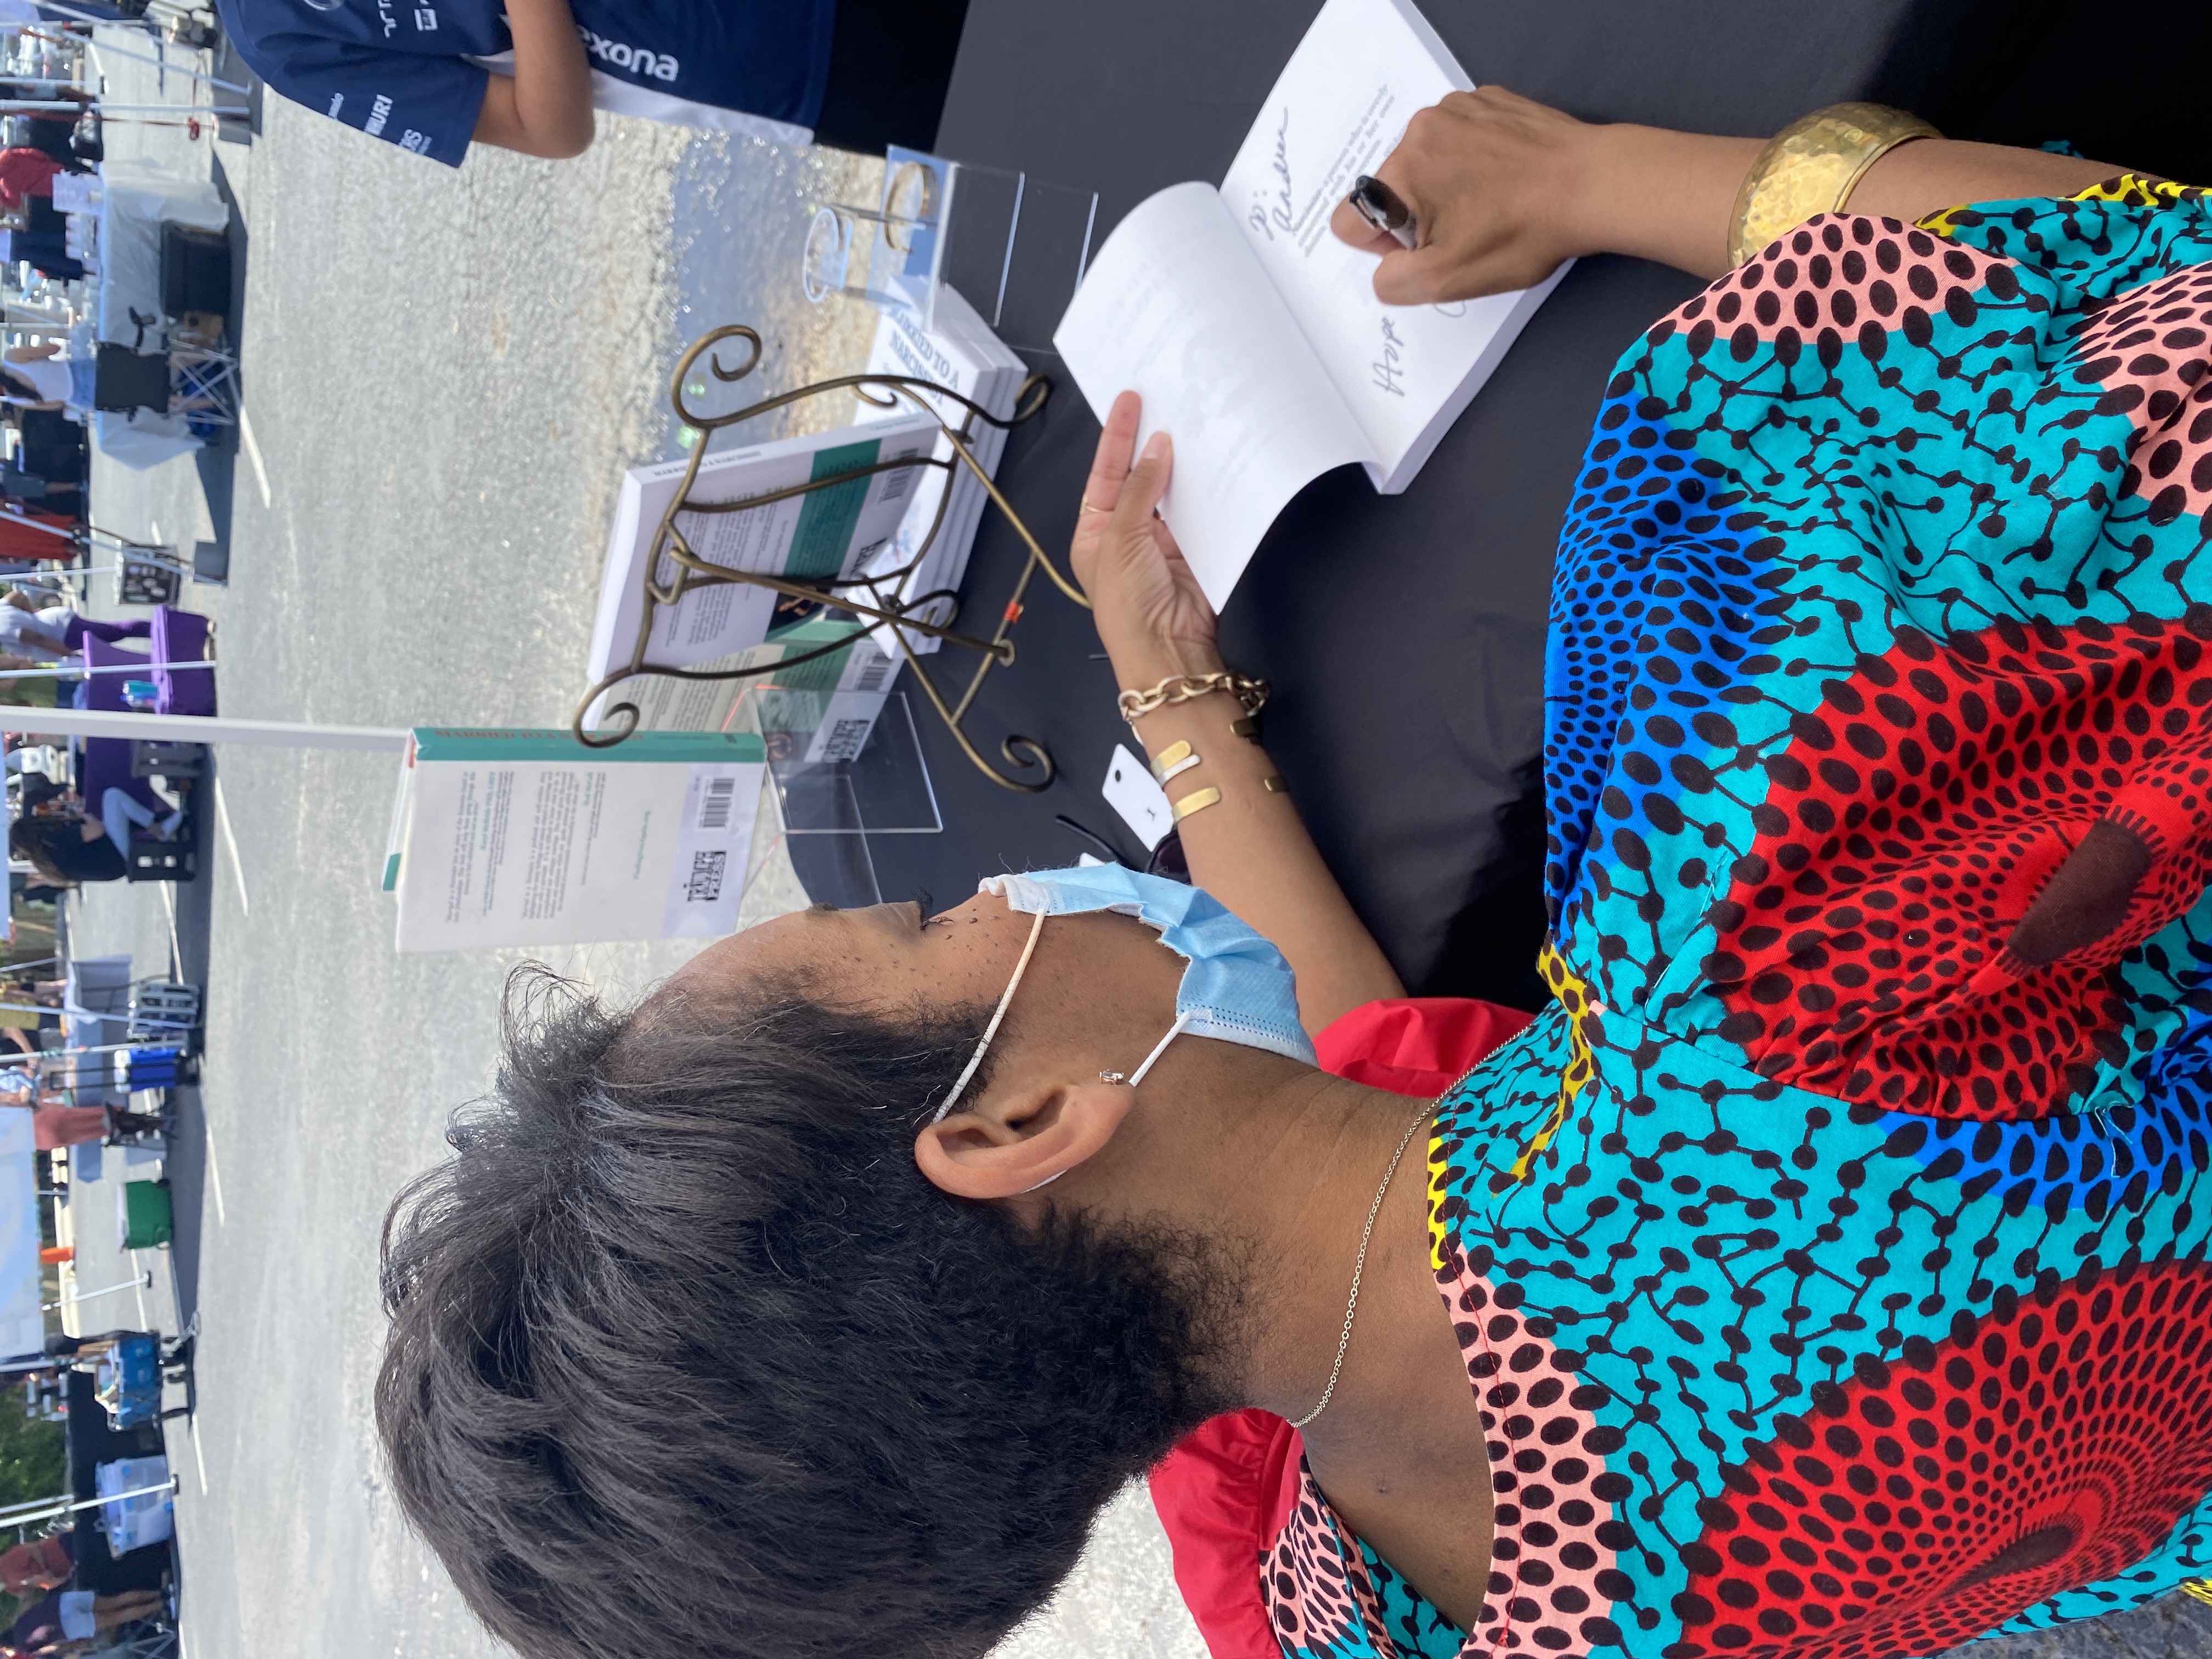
411;728;765;764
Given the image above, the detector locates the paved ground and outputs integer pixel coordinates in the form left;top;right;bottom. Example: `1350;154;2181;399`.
41;25;2212;1659
55;30;1208;1659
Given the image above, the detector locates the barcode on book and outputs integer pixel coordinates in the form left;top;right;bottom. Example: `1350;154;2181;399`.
853;652;893;693
697;776;737;831
820;718;873;764
685;849;727;902
879;455;917;501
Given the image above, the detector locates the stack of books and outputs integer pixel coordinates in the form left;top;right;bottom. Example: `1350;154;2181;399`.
580;410;939;754
851;283;1028;656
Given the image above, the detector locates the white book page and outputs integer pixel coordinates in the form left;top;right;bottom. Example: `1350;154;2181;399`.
1054;182;1371;610
1220;0;1558;484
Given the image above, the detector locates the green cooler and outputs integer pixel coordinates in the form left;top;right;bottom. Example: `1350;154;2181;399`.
118;1181;173;1250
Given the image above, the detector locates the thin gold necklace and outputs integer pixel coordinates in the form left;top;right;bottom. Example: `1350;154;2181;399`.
1286;1104;1436;1431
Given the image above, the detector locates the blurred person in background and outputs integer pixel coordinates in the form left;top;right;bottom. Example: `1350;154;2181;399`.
218;0;969;167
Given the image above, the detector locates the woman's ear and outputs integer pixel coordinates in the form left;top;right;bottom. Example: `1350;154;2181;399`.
915;1077;1136;1200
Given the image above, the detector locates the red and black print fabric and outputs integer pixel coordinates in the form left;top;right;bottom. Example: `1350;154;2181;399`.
1264;179;2212;1659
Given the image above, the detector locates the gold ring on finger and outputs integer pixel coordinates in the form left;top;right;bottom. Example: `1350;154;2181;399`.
1079;498;1110;514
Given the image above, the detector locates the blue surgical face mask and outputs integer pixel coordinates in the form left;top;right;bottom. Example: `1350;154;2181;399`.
930;864;1316;1123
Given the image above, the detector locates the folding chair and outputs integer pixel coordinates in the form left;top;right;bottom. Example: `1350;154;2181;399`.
167;342;236;427
89;345;170;416
88;1621;178;1659
89;342;235;433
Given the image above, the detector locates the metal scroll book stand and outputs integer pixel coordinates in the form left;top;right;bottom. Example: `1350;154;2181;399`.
573;324;1085;792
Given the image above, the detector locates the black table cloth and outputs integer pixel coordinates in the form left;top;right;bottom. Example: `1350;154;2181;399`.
62;1368;171;1594
850;0;2212;1012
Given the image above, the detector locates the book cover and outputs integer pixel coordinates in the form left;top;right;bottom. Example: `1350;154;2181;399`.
584;410;939;700
579;612;896;766
390;727;766;952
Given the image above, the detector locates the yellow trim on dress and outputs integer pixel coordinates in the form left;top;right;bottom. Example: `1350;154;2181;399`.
1918;172;2194;237
2063;173;2199;208
1508;941;1595;1182
1427;1118;1452;1274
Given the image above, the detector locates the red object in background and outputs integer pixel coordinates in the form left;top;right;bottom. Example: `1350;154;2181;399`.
1149;995;1535;1658
0;508;79;566
0;148;63;213
37;1246;69;1265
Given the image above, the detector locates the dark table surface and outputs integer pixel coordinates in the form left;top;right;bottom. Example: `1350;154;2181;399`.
61;1367;171;1594
853;0;2212;1012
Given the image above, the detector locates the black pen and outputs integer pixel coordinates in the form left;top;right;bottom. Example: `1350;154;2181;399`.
1348;174;1418;250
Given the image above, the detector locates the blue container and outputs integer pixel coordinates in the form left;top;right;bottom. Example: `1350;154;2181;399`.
103;1333;162;1429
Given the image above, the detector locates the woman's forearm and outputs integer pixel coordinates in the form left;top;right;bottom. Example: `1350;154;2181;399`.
1118;668;1404;1034
1073;400;1405;1029
1848;139;2128;234
1336;88;2150;304
1578;126;2130;281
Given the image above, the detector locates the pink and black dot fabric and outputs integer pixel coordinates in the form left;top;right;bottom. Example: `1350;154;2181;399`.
1266;178;2212;1659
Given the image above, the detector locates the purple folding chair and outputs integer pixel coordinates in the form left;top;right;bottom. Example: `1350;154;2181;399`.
149;607;213;716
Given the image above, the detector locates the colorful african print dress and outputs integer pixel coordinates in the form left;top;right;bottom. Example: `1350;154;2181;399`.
1265;177;2212;1659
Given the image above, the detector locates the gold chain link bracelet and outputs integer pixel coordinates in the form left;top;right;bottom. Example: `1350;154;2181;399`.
1118;670;1270;725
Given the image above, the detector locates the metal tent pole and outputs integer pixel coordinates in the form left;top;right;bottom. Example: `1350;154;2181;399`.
0;708;407;750
12;8;149;33
43;1272;149;1312
0;1477;177;1530
0;659;215;683
87;101;249;116
0;660;213;683
82;36;251;93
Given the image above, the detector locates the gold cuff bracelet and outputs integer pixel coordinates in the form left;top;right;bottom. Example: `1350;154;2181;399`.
1172;786;1222;821
1727;102;1941;268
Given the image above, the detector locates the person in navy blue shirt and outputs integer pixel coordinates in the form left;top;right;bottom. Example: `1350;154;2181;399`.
215;0;969;166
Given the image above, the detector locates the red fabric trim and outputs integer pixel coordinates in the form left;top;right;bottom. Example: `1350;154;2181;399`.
1147;1408;1305;1659
1312;998;1533;1100
1148;996;1533;1657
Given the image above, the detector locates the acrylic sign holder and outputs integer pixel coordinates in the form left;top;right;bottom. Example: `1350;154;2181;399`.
803;147;1100;353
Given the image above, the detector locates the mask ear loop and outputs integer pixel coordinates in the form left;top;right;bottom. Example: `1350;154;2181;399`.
1036;1011;1194;1193
1124;1009;1192;1087
931;907;1049;1124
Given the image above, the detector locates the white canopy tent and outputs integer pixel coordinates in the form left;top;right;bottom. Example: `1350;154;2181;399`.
0;1105;47;1359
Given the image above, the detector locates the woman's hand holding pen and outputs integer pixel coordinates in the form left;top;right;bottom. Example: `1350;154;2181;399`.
1331;86;2125;306
1328;87;1607;304
1068;390;1223;692
1327;87;1770;301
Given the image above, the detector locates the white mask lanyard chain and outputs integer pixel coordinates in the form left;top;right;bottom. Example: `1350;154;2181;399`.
930;910;1193;1124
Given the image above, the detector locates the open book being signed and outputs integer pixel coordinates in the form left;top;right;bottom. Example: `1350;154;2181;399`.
1053;0;1568;608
